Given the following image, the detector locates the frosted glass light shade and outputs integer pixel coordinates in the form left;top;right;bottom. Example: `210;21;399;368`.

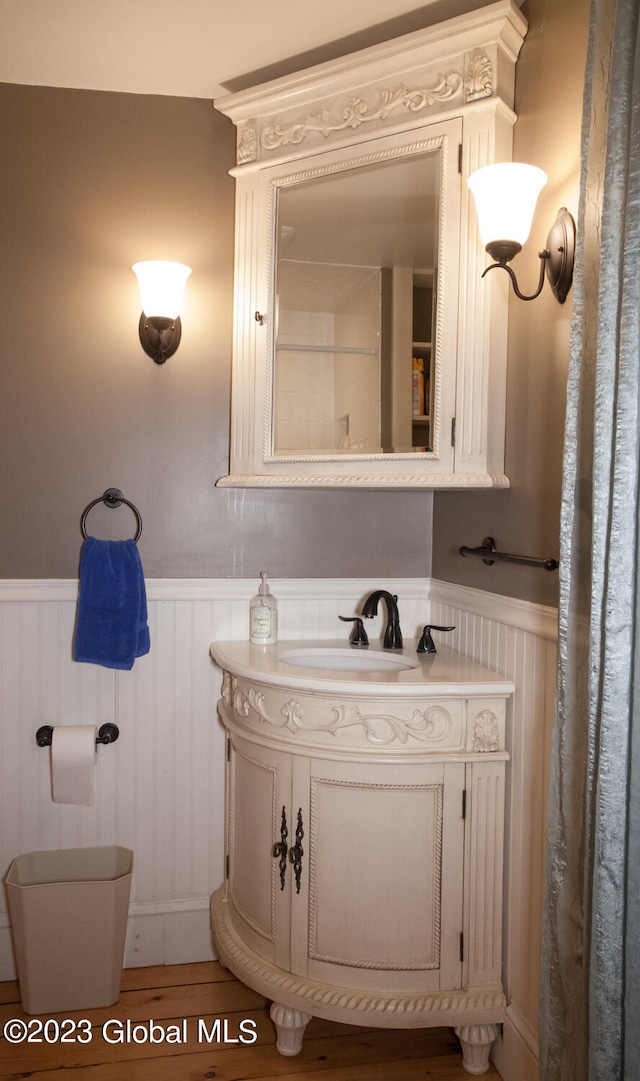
132;261;192;319
467;163;547;248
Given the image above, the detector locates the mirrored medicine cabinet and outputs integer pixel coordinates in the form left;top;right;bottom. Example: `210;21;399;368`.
215;0;528;489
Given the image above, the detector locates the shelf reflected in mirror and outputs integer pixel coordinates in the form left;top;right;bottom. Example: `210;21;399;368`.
272;149;440;457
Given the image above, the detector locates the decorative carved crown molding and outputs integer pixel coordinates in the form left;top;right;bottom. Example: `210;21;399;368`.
250;53;495;164
258;74;463;158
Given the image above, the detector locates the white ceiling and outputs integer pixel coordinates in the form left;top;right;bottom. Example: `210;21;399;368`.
0;0;496;100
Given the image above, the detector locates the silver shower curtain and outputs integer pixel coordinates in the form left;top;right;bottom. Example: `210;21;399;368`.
540;0;640;1078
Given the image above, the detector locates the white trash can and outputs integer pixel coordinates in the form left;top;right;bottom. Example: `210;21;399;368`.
5;845;133;1015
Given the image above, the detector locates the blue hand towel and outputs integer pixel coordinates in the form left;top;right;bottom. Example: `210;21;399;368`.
74;537;150;670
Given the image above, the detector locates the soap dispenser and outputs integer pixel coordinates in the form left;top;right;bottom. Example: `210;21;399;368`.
250;572;278;645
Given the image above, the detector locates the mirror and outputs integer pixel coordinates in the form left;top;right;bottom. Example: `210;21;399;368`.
273;151;440;457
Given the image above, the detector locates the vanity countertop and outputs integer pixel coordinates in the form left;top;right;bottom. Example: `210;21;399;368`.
210;639;515;699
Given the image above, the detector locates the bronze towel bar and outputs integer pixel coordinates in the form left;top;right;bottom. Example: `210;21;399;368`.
459;536;558;572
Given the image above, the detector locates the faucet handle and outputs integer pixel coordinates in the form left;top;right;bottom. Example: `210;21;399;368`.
417;625;455;654
338;615;369;647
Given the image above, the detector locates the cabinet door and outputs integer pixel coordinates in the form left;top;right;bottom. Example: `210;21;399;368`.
226;733;292;970
224;118;462;487
292;758;465;993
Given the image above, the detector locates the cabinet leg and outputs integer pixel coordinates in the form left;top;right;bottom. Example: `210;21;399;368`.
454;1024;499;1075
269;1002;312;1057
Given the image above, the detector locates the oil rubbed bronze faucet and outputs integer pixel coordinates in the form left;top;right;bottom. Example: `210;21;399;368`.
362;590;403;649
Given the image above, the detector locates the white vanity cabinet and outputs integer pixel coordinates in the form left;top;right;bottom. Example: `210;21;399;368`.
210;641;514;1075
213;1;528;489
226;732;466;993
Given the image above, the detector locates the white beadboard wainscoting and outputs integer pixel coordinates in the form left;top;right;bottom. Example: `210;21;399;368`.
428;580;558;1081
0;578;429;980
0;576;557;1081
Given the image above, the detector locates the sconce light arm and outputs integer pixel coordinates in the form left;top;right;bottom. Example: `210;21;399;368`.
481;249;549;302
479;208;575;304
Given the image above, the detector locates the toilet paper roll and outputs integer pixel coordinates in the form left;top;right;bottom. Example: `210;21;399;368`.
51;725;98;805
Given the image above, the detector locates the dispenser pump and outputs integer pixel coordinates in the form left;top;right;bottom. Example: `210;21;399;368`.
249;571;278;645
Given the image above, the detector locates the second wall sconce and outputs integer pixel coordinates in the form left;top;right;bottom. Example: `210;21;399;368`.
467;163;575;304
132;260;192;364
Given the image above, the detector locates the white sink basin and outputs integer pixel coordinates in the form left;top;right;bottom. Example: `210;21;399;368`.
211;640;516;697
277;647;419;673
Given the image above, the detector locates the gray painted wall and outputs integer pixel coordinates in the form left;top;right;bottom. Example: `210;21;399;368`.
432;0;588;608
0;83;433;579
0;0;587;596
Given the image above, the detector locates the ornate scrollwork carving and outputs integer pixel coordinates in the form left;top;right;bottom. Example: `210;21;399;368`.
329;704;453;746
472;709;500;752
226;677;458;747
237;125;258;164
281;699;305;732
221;670;233;704
465;55;493;102
260;74;463;152
232;681;270;722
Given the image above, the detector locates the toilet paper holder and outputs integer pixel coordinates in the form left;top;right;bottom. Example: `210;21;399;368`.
35;723;120;748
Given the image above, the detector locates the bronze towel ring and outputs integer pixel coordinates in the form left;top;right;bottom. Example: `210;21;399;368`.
80;488;143;542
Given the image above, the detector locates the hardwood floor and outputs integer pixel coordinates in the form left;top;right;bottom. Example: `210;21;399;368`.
0;961;502;1080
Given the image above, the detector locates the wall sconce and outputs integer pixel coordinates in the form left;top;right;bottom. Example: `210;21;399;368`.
132;260;192;363
467;163;575;303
